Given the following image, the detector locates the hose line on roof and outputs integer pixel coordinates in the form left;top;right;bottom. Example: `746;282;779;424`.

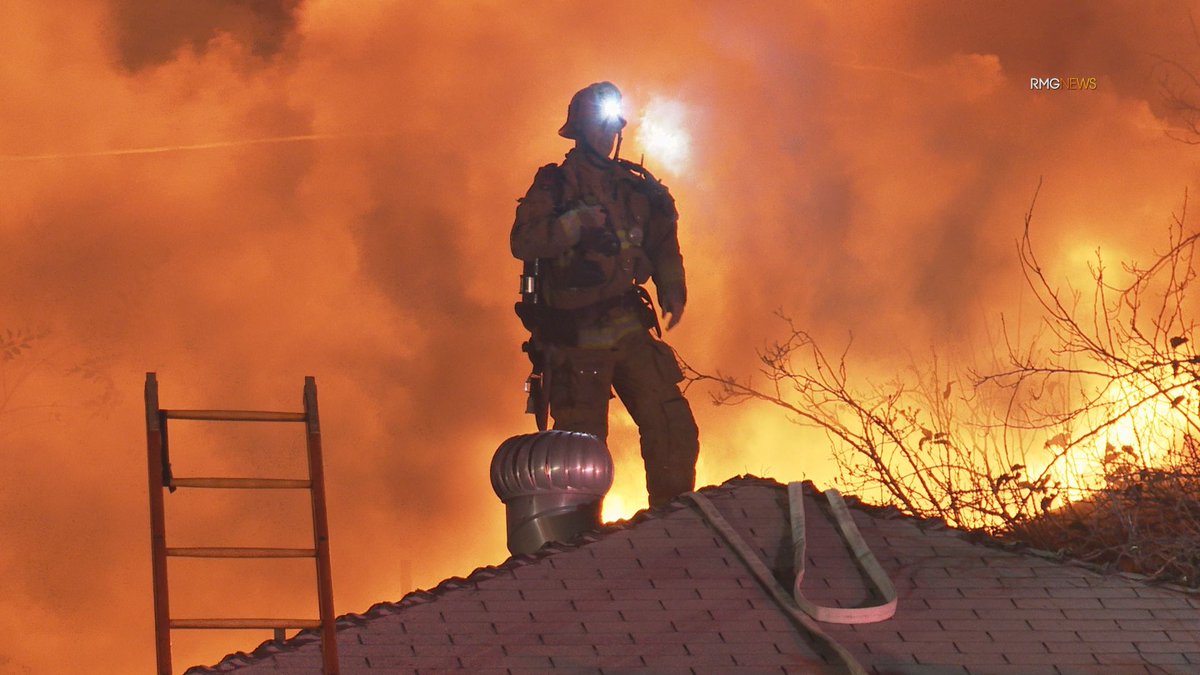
685;491;867;675
788;483;898;624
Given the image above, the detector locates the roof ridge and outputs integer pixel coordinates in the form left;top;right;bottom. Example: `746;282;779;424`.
715;475;1200;595
802;478;1200;596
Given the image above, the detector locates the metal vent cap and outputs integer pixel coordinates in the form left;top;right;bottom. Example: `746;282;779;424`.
490;430;614;501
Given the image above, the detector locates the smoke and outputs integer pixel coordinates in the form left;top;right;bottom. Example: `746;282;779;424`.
2;0;1199;671
109;0;303;71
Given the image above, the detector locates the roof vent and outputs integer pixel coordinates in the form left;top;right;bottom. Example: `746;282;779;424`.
490;430;614;556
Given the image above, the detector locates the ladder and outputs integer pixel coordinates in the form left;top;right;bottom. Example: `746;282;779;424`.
144;373;339;675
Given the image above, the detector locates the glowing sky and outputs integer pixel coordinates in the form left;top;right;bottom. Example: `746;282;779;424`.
2;1;1199;671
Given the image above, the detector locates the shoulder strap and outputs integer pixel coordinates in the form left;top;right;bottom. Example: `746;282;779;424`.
616;158;676;226
615;157;666;194
532;163;566;209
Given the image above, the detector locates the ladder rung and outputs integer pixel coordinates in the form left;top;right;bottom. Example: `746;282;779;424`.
166;547;316;559
162;409;306;422
171;618;323;630
170;477;311;489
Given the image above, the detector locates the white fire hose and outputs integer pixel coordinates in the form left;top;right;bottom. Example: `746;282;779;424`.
687;481;897;675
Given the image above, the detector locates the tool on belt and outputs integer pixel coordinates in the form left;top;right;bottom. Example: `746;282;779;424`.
517;259;551;431
516;255;660;430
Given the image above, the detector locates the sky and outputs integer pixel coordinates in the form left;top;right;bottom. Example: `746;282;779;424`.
2;1;1200;672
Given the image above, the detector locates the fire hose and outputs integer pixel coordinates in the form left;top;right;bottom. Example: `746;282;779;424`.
687;482;897;675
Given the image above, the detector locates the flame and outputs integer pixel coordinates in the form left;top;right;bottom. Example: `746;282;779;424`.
599;403;841;523
1029;376;1191;502
601;491;642;523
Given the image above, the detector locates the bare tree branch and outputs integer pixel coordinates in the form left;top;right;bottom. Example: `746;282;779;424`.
686;192;1200;586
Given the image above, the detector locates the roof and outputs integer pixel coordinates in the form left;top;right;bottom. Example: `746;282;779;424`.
187;476;1200;674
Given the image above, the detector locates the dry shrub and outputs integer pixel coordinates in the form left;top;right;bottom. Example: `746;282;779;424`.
1009;440;1200;585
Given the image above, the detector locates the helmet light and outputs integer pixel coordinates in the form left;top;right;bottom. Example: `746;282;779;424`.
599;97;623;123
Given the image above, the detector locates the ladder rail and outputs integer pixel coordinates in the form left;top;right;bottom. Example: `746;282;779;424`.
145;373;339;675
304;376;340;675
145;374;174;675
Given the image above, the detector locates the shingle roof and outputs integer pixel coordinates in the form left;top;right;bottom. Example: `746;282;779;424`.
186;476;1200;674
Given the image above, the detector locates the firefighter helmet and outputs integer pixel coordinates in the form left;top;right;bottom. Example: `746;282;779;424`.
558;81;627;140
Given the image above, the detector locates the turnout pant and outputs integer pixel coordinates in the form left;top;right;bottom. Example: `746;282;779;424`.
548;328;700;508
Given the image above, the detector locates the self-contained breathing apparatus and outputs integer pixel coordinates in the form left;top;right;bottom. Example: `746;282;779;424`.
515;156;670;431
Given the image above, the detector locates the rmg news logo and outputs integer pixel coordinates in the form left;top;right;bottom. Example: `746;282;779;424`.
1030;76;1098;91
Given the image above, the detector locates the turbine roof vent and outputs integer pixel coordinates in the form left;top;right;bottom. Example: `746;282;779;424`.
490;429;614;501
490;430;614;556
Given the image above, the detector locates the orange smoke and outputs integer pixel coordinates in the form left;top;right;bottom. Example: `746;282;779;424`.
2;1;1200;672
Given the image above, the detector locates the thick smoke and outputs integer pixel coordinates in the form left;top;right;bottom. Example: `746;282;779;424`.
1;1;1199;671
110;0;303;71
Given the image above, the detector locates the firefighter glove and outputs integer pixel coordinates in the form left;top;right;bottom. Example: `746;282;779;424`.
558;204;606;244
577;223;621;256
658;284;687;330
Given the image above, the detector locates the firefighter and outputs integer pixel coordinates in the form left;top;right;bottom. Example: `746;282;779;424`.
511;81;700;508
